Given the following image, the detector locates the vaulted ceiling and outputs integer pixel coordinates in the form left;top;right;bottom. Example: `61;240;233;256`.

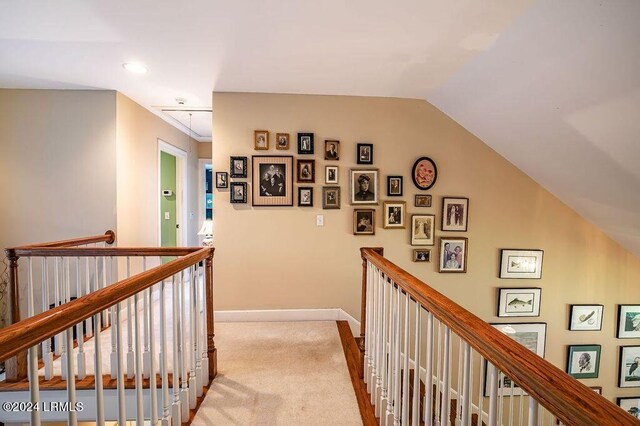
1;0;638;255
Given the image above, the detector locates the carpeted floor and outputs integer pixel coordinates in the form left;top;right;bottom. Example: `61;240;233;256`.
192;321;362;425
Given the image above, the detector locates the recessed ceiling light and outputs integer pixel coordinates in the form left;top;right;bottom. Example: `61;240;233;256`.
123;62;148;74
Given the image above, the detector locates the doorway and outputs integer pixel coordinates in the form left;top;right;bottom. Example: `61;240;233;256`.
158;140;188;250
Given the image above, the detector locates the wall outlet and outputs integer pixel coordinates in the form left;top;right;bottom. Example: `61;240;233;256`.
316;215;324;226
164;212;170;220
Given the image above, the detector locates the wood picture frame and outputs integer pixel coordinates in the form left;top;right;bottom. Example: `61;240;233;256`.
325;166;338;184
383;201;406;229
387;176;403;196
350;168;379;205
251;155;294;206
413;249;431;262
230;156;248;178
439;237;468;273
297;132;314;154
254;130;269;150
230;182;247;204
411;157;437;190
497;288;542;317
499;249;544;279
441;197;469;231
353;209;375;235
324;140;340;160
415;194;432;208
410;214;435;246
322;186;340;209
276;133;290;150
297;159;315;183
567;345;601;379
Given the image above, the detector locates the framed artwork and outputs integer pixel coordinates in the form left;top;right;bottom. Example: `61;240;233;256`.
357;143;373;164
590;387;602;395
499;249;544;279
298;187;313;207
411;157;437;190
497;288;542;317
383;201;406;229
441;197;469;232
415;195;432;207
215;172;228;189
619;346;640;388
254;130;269;150
297;159;315;183
567;345;601;379
569;305;604;331
297;132;314;154
617;397;640;419
325;166;339;184
617;305;640;338
387;176;403;196
413;249;431;262
439;237;468;273
276;133;290;150
353;209;375;235
230;156;248;178
251;156;293;206
322;186;341;209
411;214;435;246
350;169;379;205
230;182;247;204
325;140;340;160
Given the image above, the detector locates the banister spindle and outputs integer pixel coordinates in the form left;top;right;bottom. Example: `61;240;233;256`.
411;301;421;426
461;342;471;426
365;262;376;395
110;257;118;379
76;256;87;379
41;258;53;379
149;282;159;425
115;302;127;425
391;282;401;425
423;311;434;426
440;326;451;426
134;290;144;425
26;258;41;425
194;263;203;396
143;257;151;379
456;338;463;424
401;291;410;425
93;270;105;425
477;356;485;426
53;257;62;356
171;274;182;425
528;398;539;426
126;257;135;379
85;257;93;337
66;325;78;426
487;364;499;426
161;275;171;426
179;269;190;420
189;265;198;408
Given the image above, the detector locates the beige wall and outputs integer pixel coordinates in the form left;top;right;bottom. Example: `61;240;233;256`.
198;142;212;159
211;92;640;400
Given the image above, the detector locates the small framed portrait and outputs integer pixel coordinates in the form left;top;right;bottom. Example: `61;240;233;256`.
413;249;431;262
276;133;290;150
387;176;403;196
251;156;294;206
499;249;544;279
325;166;338;184
215;172;228;189
590;387;602;395
439;237;468;273
357;143;373;164
497;288;542;317
412;157;437;190
297;133;314;154
620;346;640;388
617;305;640;338
322;186;341;209
569;305;604;331
411;214;435;246
350;169;379;205
230;156;248;178
353;209;375;235
254;130;269;150
383;201;406;229
324;140;340;160
415;195;432;208
441;197;469;231
297;159;315;183
298;187;313;207
617;397;640;419
230;182;247;204
567;345;601;379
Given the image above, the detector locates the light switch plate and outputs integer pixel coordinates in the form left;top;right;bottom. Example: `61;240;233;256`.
316;215;324;226
164;212;170;220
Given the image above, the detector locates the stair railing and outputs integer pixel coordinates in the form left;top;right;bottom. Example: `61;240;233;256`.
359;247;636;426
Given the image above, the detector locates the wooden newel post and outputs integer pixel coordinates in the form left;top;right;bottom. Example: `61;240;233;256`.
358;247;383;379
205;249;218;381
5;249;27;382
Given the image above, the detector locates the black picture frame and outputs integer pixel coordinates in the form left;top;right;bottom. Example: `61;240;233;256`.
215;172;228;189
230;182;247;203
297;133;314;154
617;397;640;419
569;304;604;331
298;187;314;207
617;305;640;339
230;156;248;178
619;346;640;388
387;176;403;196
357;143;373;164
411;157;437;190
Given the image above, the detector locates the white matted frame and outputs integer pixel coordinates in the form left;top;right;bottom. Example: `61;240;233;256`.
497;288;541;317
618;305;640;339
569;304;604;331
499;249;544;279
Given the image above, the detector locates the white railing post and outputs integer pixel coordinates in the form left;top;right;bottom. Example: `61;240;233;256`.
401;291;410;425
53;258;62;356
179;270;190;420
171;274;182;425
411;302;421;426
126;257;135;379
391;282;401;426
65;327;78;426
487;364;499;426
27;257;42;426
76;257;87;380
424;312;434;426
41;258;54;380
461;342;471;426
440;327;451;426
194;263;203;397
149;283;159;425
93;257;105;426
528;399;539;426
134;292;144;425
115;302;127;425
143;257;151;379
161;277;171;426
189;265;198;408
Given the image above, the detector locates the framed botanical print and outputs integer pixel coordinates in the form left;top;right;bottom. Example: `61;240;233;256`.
413;249;431;262
439;237;468;273
567;345;601;379
297;159;315;183
620;346;640;388
410;214;434;246
215;172;228;189
441;197;469;231
383;201;406;229
298;187;313;207
497;288;542;317
325;166;338;184
230;182;247;204
415;195;432;208
387;176;403;196
297;132;314;154
412;157;437;190
251;156;293;206
325;140;340;160
322;186;340;209
276;133;290;150
357;143;373;164
499;249;544;279
350;169;379;205
353;209;375;235
569;305;604;331
230;156;248;178
618;305;640;338
254;130;269;150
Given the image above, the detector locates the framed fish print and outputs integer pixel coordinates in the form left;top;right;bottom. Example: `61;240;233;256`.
619;346;640;388
567;345;601;379
497;288;541;317
251;156;294;206
569;304;604;331
411;157;437;190
499;249;544;279
618;305;640;339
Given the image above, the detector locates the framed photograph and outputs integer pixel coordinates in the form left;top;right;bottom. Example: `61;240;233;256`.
413;249;431;262
499;249;544;279
325;140;340;160
357;143;373;164
297;159;315;183
590;386;602;395
251;156;294;206
439;237;468;273
383;201;406;229
350;169;379;205
567;345;601;379
322;186;340;209
215;172;228;189
353;209;375;235
230;156;248;178
387;176;403;196
618;305;640;338
441;197;469;232
230;182;247;204
497;288;542;317
412;157;437;190
619;346;640;388
415;195;432;208
254;130;269;150
325;166;339;184
411;214;435;246
297;132;314;154
298;187;313;207
569;305;604;331
276;133;290;150
617;397;640;419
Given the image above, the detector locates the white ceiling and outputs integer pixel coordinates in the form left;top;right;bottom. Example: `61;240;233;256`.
1;0;638;255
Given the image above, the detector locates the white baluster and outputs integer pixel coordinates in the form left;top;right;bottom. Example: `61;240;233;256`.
160;276;171;426
26;258;41;425
143;257;151;379
477;356;485;426
115;302;127;425
194;264;203;397
171;274;182;425
66;327;78;426
391;283;401;426
366;263;376;394
94;300;105;425
189;265;198;408
401;291;410;425
60;259;69;380
456;339;463;424
364;261;373;388
85;257;93;337
423;312;434;426
76;257;86;380
440;327;451;426
54;258;61;355
127;257;135;379
200;262;209;384
509;373;516;425
149;282;159;425
41;258;53;379
519;384;525;425
369;266;379;397
411;302;421;426
135;291;144;425
434;323;441;424
461;343;471;426
487;364;499;426
528;399;539;426
179;270;190;420
110;257;118;379
101;254;109;327
498;372;505;424
383;277;394;423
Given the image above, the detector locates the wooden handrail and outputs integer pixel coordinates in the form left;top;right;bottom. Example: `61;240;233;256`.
360;248;636;426
10;229;116;249
9;246;203;257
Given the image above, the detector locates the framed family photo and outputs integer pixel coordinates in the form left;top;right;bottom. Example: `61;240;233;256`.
297;132;314;154
298;187;313;207
353;209;375;235
357;143;373;164
387;176;403;196
569;305;604;331
415;194;432;208
567;345;601;379
254;130;269;150
230;156;248;178
617;397;640;419
412;157;437;190
383;201;406;229
439;237;468;273
215;172;228;189
413;249;431;262
497;288;541;317
411;214;434;246
251;156;293;206
276;133;289;150
499;249;544;279
230;182;246;204
350;169;379;205
619;346;640;388
325;166;338;184
442;197;468;231
618;305;640;338
325;140;340;160
297;159;315;183
322;186;341;209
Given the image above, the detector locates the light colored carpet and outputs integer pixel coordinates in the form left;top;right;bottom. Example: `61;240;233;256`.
192;321;362;426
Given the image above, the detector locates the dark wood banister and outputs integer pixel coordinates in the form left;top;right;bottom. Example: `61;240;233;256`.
360;248;636;426
11;229;116;249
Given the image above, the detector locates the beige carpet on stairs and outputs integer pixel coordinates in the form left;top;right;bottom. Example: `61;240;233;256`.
192;321;362;425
